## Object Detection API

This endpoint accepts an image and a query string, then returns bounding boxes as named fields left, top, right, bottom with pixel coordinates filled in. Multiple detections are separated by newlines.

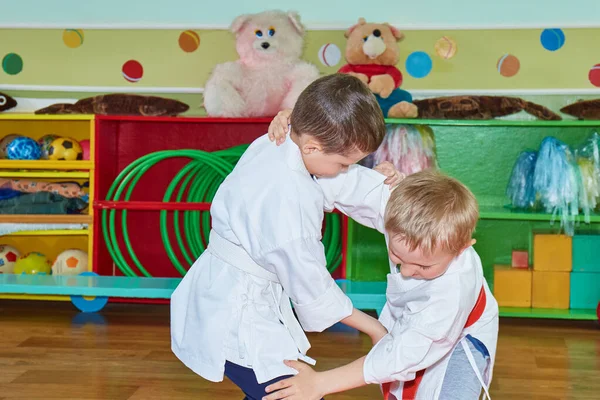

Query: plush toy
left=339, top=18, right=417, bottom=118
left=35, top=94, right=189, bottom=116
left=414, top=95, right=562, bottom=120
left=0, top=92, right=17, bottom=112
left=203, top=10, right=320, bottom=118
left=560, top=99, right=600, bottom=120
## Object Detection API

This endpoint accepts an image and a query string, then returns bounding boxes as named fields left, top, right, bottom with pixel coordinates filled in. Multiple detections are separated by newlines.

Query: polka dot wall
left=0, top=27, right=599, bottom=89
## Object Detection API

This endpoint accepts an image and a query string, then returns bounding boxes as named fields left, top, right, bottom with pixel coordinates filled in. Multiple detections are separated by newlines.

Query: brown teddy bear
left=339, top=18, right=418, bottom=118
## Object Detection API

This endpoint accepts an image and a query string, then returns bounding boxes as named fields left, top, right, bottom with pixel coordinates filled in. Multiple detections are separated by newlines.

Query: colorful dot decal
left=589, top=63, right=600, bottom=87
left=540, top=28, right=565, bottom=51
left=434, top=36, right=457, bottom=59
left=497, top=54, right=520, bottom=77
left=2, top=53, right=23, bottom=75
left=179, top=30, right=200, bottom=52
left=318, top=43, right=341, bottom=67
left=406, top=51, right=432, bottom=79
left=122, top=60, right=143, bottom=83
left=63, top=29, right=84, bottom=48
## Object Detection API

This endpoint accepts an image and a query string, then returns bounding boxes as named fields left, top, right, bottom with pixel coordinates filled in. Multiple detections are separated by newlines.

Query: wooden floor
left=1, top=300, right=599, bottom=400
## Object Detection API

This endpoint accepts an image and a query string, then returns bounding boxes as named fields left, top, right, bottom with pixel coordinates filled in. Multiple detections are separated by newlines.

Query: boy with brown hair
left=264, top=114, right=499, bottom=400
left=171, top=74, right=401, bottom=400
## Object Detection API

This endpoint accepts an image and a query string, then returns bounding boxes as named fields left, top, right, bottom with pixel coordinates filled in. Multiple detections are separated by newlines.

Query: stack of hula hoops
left=101, top=145, right=342, bottom=277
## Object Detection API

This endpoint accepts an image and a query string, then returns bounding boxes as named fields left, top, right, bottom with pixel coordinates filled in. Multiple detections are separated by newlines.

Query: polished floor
left=1, top=300, right=599, bottom=399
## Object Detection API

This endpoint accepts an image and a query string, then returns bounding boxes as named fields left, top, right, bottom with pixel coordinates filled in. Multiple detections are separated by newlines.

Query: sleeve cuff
left=363, top=333, right=417, bottom=384
left=363, top=334, right=394, bottom=384
left=292, top=280, right=353, bottom=332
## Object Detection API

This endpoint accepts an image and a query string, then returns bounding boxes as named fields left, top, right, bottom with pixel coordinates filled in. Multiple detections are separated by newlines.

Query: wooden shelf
left=6, top=229, right=89, bottom=236
left=0, top=114, right=94, bottom=121
left=0, top=214, right=91, bottom=224
left=0, top=113, right=96, bottom=305
left=0, top=161, right=93, bottom=170
left=0, top=170, right=90, bottom=178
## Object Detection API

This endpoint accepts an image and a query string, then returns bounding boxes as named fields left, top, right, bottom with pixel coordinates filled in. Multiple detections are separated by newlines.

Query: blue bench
left=0, top=272, right=387, bottom=314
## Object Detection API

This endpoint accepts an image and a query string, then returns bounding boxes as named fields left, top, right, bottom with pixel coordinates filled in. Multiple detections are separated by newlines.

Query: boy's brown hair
left=384, top=169, right=479, bottom=256
left=290, top=73, right=386, bottom=155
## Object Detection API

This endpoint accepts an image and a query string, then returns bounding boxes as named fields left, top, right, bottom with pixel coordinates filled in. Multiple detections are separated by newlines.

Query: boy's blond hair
left=384, top=169, right=479, bottom=256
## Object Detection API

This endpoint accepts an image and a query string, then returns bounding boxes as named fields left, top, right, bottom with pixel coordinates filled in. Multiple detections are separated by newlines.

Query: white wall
left=0, top=0, right=592, bottom=29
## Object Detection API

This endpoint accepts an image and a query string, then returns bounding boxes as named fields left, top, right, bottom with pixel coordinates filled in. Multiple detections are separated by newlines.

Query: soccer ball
left=52, top=249, right=88, bottom=276
left=48, top=137, right=83, bottom=161
left=38, top=134, right=59, bottom=160
left=0, top=245, right=20, bottom=274
left=13, top=252, right=51, bottom=275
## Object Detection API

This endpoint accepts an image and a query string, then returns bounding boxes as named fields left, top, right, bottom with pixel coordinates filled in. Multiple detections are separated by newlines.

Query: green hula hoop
left=101, top=146, right=342, bottom=277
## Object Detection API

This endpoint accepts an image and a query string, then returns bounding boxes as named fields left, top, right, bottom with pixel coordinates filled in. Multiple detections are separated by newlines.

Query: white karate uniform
left=318, top=165, right=499, bottom=400
left=170, top=134, right=354, bottom=385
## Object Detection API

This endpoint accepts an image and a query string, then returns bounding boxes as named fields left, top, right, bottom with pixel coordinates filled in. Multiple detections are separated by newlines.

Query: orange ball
left=497, top=54, right=520, bottom=78
left=179, top=30, right=200, bottom=53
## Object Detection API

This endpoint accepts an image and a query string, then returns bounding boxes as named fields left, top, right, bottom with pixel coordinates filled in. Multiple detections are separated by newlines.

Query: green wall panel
left=348, top=122, right=600, bottom=283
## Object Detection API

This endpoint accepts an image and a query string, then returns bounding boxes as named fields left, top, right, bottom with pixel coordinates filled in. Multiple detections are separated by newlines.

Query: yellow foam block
left=533, top=234, right=572, bottom=272
left=493, top=265, right=532, bottom=307
left=532, top=271, right=570, bottom=309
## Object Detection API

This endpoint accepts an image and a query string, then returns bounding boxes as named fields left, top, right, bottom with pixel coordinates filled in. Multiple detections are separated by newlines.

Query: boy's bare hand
left=374, top=161, right=405, bottom=187
left=268, top=109, right=293, bottom=146
left=263, top=360, right=325, bottom=400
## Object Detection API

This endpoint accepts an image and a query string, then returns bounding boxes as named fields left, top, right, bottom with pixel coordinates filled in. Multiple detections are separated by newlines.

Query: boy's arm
left=319, top=164, right=393, bottom=234
left=266, top=109, right=401, bottom=235
left=264, top=290, right=471, bottom=399
left=359, top=287, right=472, bottom=385
left=341, top=308, right=388, bottom=345
left=262, top=237, right=386, bottom=341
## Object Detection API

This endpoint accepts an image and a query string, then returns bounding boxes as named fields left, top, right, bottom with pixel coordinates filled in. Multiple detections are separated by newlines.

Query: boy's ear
left=302, top=139, right=323, bottom=154
left=456, top=239, right=476, bottom=256
left=463, top=239, right=476, bottom=251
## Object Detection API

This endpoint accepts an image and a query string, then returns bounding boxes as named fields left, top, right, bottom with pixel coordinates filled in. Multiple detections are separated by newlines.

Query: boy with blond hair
left=264, top=115, right=499, bottom=400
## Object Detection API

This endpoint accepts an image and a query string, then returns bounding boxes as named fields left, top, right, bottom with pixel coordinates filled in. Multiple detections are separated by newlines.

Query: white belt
left=207, top=230, right=315, bottom=365
left=461, top=339, right=491, bottom=400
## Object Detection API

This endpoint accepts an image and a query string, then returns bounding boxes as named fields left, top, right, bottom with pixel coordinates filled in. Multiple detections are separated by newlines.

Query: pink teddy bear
left=203, top=10, right=320, bottom=118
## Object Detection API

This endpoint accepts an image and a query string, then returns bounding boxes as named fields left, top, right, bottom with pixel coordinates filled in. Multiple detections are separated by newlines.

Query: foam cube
left=572, top=234, right=600, bottom=273
left=533, top=234, right=572, bottom=272
left=570, top=272, right=600, bottom=309
left=511, top=250, right=529, bottom=269
left=532, top=271, right=570, bottom=309
left=493, top=265, right=532, bottom=307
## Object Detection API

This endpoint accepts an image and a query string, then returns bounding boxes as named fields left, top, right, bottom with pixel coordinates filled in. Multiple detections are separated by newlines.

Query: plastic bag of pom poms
left=576, top=158, right=600, bottom=222
left=533, top=136, right=580, bottom=235
left=506, top=150, right=538, bottom=209
left=574, top=131, right=600, bottom=220
left=575, top=130, right=600, bottom=184
left=361, top=124, right=438, bottom=175
left=575, top=131, right=600, bottom=164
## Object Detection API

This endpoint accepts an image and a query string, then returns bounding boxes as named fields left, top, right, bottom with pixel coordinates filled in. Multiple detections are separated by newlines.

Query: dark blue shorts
left=224, top=361, right=324, bottom=400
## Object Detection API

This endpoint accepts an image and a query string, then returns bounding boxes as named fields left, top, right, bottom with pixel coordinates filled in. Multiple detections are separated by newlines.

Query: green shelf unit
left=479, top=205, right=600, bottom=222
left=336, top=278, right=598, bottom=320
left=345, top=118, right=600, bottom=320
left=498, top=307, right=598, bottom=320
left=384, top=118, right=600, bottom=127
